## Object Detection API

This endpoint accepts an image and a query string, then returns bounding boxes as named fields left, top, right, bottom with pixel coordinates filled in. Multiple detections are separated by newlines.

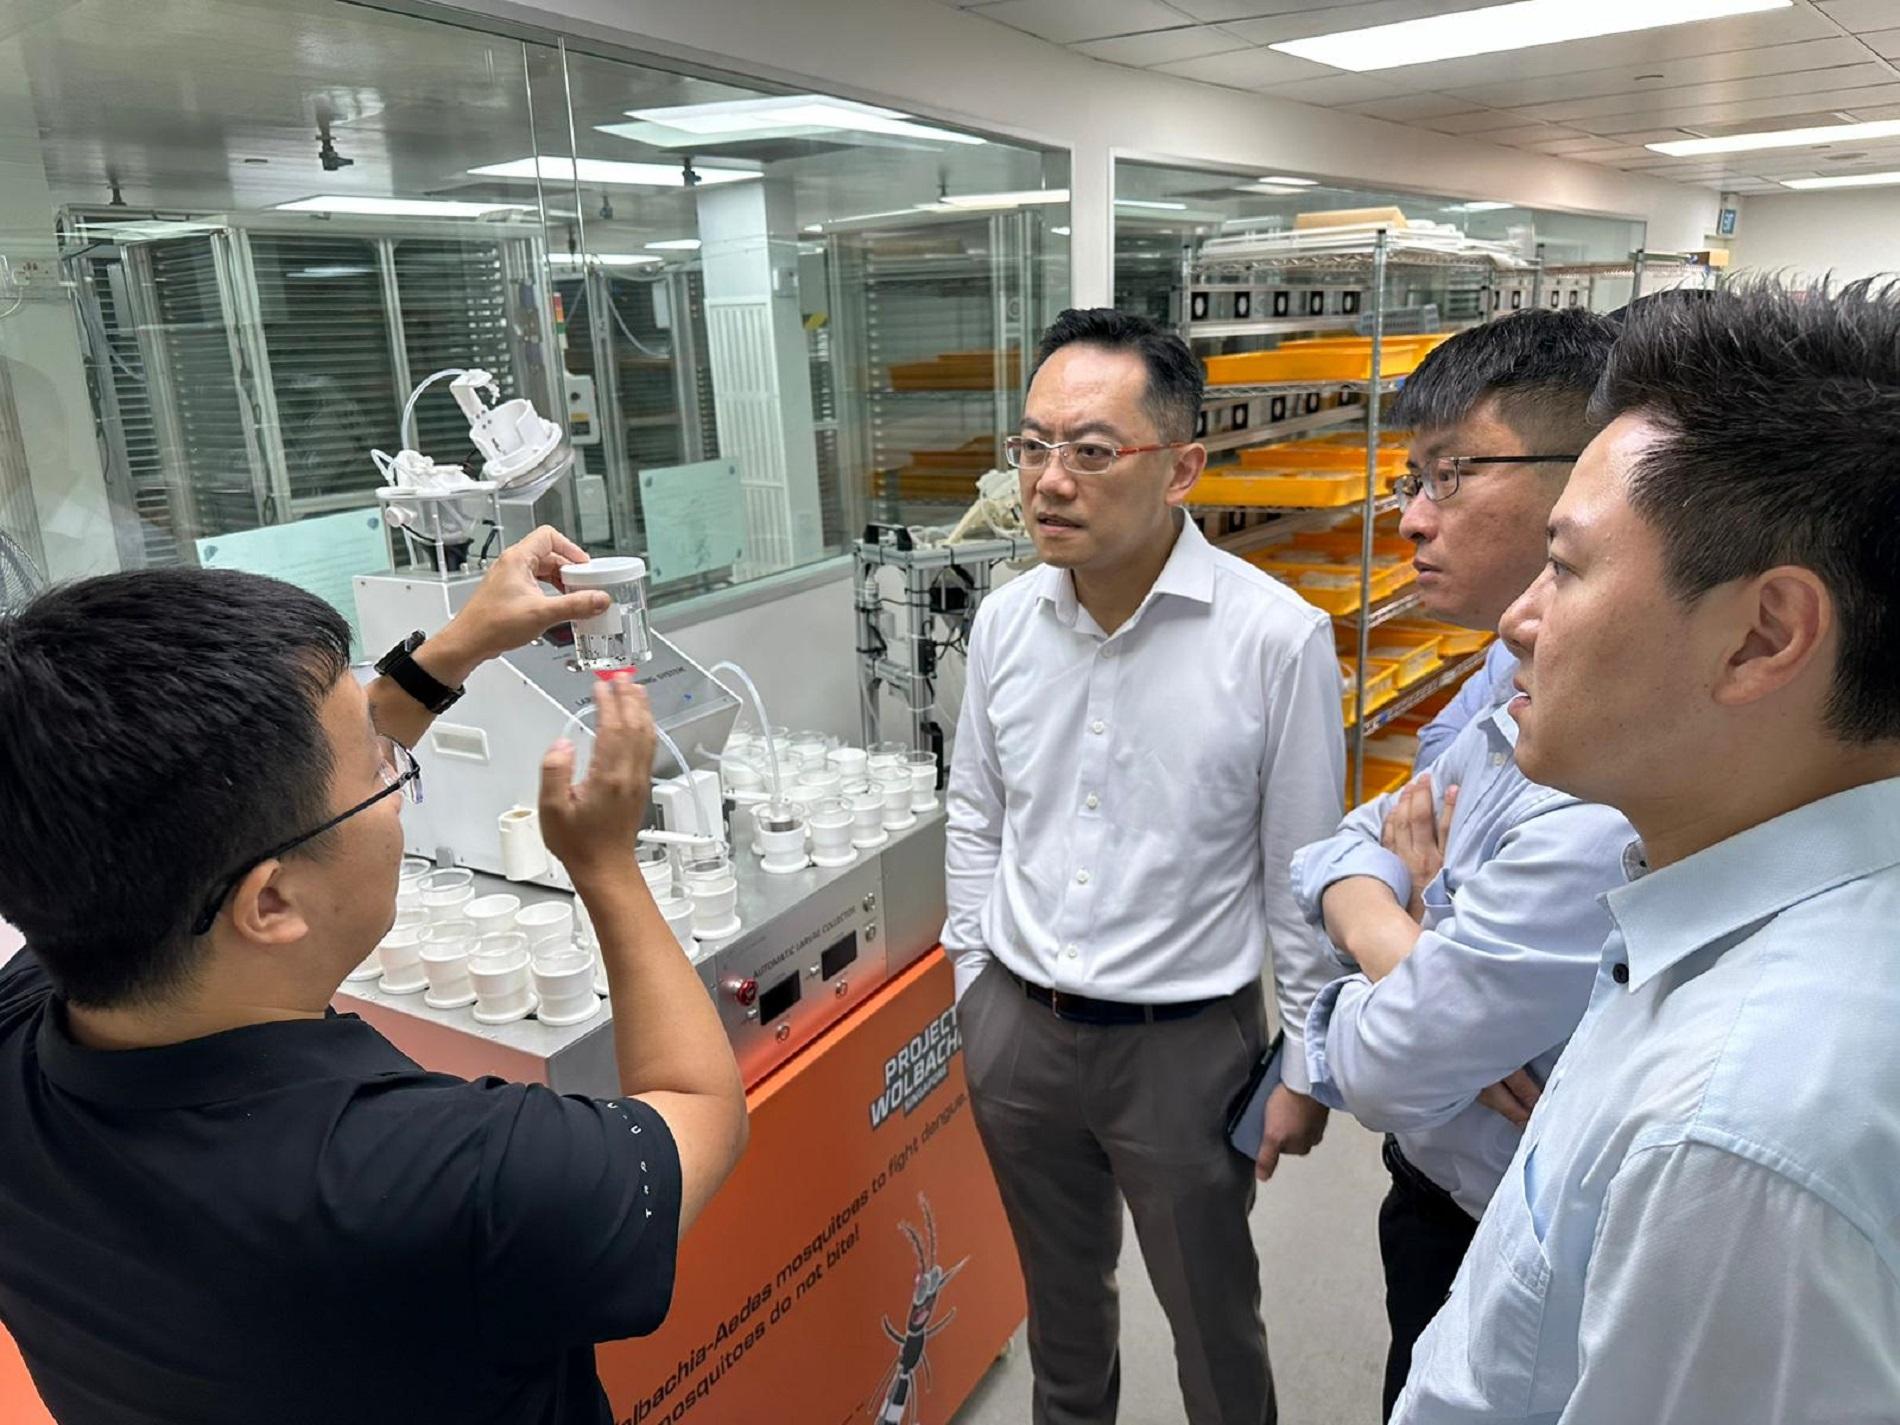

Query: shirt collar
left=1037, top=514, right=1216, bottom=631
left=1606, top=776, right=1900, bottom=992
left=36, top=1000, right=419, bottom=1110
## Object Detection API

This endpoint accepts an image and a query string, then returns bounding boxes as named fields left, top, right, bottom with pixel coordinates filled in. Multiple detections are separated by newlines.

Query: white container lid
left=560, top=556, right=647, bottom=589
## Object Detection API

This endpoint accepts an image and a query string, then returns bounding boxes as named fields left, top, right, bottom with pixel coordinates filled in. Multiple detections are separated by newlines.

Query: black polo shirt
left=0, top=949, right=681, bottom=1424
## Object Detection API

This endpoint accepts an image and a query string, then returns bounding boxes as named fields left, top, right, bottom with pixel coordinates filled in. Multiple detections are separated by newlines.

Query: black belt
left=1004, top=965, right=1230, bottom=1026
left=1383, top=1135, right=1475, bottom=1222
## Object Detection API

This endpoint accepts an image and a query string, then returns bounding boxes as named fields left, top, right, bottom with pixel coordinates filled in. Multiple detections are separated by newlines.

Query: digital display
left=759, top=973, right=801, bottom=1026
left=821, top=933, right=859, bottom=981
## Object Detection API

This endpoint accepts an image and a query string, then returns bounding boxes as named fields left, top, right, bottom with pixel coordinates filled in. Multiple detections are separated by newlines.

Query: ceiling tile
left=1518, top=135, right=1647, bottom=155
left=1343, top=92, right=1487, bottom=121
left=1222, top=0, right=1481, bottom=47
left=1816, top=0, right=1900, bottom=32
left=1159, top=0, right=1338, bottom=18
left=1439, top=37, right=1870, bottom=110
left=970, top=0, right=1191, bottom=44
left=1474, top=124, right=1596, bottom=146
left=1152, top=46, right=1337, bottom=89
left=1502, top=62, right=1893, bottom=127
left=1859, top=27, right=1900, bottom=59
left=1590, top=82, right=1900, bottom=138
left=1425, top=108, right=1547, bottom=135
left=1073, top=25, right=1253, bottom=65
left=1256, top=72, right=1395, bottom=104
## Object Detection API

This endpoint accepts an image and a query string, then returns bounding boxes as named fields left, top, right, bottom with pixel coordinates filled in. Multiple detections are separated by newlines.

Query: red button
left=726, top=977, right=758, bottom=1007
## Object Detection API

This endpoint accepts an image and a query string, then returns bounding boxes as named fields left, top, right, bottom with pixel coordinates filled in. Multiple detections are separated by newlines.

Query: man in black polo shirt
left=0, top=527, right=749, bottom=1424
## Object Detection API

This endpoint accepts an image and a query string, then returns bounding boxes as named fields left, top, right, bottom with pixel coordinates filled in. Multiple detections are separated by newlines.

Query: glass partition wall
left=0, top=0, right=1068, bottom=606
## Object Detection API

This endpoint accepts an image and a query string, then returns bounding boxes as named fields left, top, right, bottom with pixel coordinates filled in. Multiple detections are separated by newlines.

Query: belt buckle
left=1048, top=988, right=1074, bottom=1022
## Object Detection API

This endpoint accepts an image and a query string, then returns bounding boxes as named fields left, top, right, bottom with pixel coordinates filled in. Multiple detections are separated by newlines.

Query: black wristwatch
left=375, top=630, right=464, bottom=715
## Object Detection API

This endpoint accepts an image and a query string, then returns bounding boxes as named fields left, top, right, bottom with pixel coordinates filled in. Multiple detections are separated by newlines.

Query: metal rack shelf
left=1356, top=588, right=1420, bottom=631
left=1182, top=314, right=1363, bottom=341
left=1354, top=649, right=1491, bottom=737
left=1198, top=403, right=1364, bottom=455
left=1195, top=249, right=1527, bottom=278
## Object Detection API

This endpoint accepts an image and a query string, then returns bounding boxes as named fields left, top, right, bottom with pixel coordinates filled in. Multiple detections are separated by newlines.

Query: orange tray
left=1204, top=334, right=1451, bottom=386
left=1191, top=470, right=1368, bottom=509
left=1383, top=619, right=1495, bottom=657
left=1340, top=656, right=1402, bottom=725
left=1344, top=624, right=1446, bottom=688
left=1351, top=755, right=1414, bottom=807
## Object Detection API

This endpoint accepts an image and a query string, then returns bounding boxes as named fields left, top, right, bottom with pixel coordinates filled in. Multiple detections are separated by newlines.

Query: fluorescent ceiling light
left=1648, top=118, right=1900, bottom=157
left=275, top=195, right=533, bottom=218
left=645, top=238, right=702, bottom=250
left=1443, top=201, right=1515, bottom=212
left=936, top=189, right=1069, bottom=209
left=1234, top=183, right=1309, bottom=196
left=1116, top=199, right=1189, bottom=210
left=1271, top=0, right=1791, bottom=73
left=549, top=252, right=664, bottom=266
left=467, top=156, right=758, bottom=187
left=1780, top=171, right=1900, bottom=190
left=1255, top=176, right=1317, bottom=186
left=1051, top=226, right=1072, bottom=236
left=628, top=95, right=983, bottom=146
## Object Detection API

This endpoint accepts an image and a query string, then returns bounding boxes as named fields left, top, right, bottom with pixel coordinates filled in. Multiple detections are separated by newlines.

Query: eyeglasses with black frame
left=1004, top=434, right=1190, bottom=476
left=188, top=736, right=423, bottom=937
left=1395, top=453, right=1580, bottom=508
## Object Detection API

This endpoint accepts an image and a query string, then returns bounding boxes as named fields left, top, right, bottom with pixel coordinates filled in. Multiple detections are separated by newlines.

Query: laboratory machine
left=343, top=370, right=945, bottom=1092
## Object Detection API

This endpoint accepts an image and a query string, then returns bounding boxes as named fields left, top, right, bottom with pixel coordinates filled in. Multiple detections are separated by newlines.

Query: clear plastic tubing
left=556, top=702, right=720, bottom=846
left=708, top=660, right=782, bottom=803
left=400, top=368, right=466, bottom=452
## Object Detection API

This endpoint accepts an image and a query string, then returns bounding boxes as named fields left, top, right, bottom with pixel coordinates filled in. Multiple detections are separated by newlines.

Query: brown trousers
left=959, top=961, right=1275, bottom=1425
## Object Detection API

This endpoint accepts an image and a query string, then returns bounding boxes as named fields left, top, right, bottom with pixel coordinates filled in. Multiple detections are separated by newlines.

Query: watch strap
left=377, top=633, right=462, bottom=714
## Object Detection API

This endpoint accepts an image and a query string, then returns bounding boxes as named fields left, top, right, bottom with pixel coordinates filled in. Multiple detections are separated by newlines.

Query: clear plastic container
left=560, top=556, right=654, bottom=671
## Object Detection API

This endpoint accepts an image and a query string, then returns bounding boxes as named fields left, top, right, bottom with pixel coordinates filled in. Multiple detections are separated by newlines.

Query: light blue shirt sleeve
left=1303, top=797, right=1627, bottom=1131
left=1414, top=641, right=1517, bottom=771
left=1288, top=781, right=1417, bottom=952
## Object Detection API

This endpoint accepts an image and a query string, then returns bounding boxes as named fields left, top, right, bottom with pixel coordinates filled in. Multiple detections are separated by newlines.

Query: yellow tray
left=1360, top=625, right=1446, bottom=687
left=1351, top=756, right=1414, bottom=807
left=1295, top=531, right=1414, bottom=563
left=1204, top=334, right=1451, bottom=386
left=1254, top=556, right=1414, bottom=616
left=1340, top=656, right=1401, bottom=725
left=1191, top=470, right=1367, bottom=508
left=1238, top=442, right=1408, bottom=479
left=1383, top=619, right=1494, bottom=657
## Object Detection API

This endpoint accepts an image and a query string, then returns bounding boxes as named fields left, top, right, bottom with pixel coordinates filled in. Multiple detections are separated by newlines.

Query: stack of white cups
left=418, top=919, right=480, bottom=1009
left=375, top=909, right=431, bottom=994
left=469, top=931, right=535, bottom=1024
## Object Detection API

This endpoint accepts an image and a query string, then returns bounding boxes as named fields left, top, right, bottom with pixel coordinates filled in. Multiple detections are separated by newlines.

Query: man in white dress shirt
left=944, top=309, right=1344, bottom=1425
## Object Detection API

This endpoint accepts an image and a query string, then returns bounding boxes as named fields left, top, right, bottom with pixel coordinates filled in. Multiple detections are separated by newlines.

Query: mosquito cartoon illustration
left=869, top=1194, right=970, bottom=1425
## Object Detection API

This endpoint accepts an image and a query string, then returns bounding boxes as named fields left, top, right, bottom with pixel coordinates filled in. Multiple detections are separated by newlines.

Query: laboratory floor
left=950, top=1113, right=1391, bottom=1425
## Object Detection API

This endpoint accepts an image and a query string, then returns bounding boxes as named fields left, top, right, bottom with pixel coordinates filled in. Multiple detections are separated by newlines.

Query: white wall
left=455, top=0, right=1720, bottom=303
left=1732, top=191, right=1900, bottom=283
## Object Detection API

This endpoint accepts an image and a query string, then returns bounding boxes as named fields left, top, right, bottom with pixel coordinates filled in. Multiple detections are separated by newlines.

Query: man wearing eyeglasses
left=0, top=527, right=749, bottom=1425
left=945, top=308, right=1345, bottom=1425
left=1286, top=310, right=1634, bottom=1419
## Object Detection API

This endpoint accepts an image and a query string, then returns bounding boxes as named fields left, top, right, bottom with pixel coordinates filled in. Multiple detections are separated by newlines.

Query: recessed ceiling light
left=626, top=95, right=983, bottom=146
left=1648, top=117, right=1900, bottom=157
left=467, top=156, right=759, bottom=186
left=1234, top=184, right=1308, bottom=196
left=1051, top=225, right=1071, bottom=236
left=1254, top=175, right=1318, bottom=186
left=1443, top=200, right=1515, bottom=212
left=274, top=195, right=534, bottom=218
left=645, top=238, right=701, bottom=251
left=1780, top=170, right=1900, bottom=190
left=1271, top=0, right=1791, bottom=73
left=1116, top=199, right=1190, bottom=211
left=936, top=189, right=1070, bottom=209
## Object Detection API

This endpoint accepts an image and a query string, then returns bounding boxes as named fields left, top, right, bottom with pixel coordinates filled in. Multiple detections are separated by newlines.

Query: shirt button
left=1085, top=793, right=1100, bottom=810
left=1491, top=752, right=1506, bottom=767
left=1076, top=870, right=1091, bottom=885
left=1090, top=719, right=1105, bottom=735
left=1612, top=962, right=1629, bottom=984
left=1065, top=944, right=1079, bottom=959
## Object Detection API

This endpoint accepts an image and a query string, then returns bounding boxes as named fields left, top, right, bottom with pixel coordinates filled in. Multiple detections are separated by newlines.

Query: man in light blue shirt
left=1290, top=310, right=1627, bottom=1419
left=1396, top=279, right=1900, bottom=1422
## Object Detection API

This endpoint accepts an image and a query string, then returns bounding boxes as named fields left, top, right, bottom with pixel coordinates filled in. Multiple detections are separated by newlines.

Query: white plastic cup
left=797, top=768, right=842, bottom=802
left=877, top=768, right=917, bottom=831
left=807, top=797, right=856, bottom=869
left=532, top=948, right=602, bottom=1027
left=688, top=874, right=740, bottom=940
left=469, top=934, right=535, bottom=1024
left=868, top=740, right=909, bottom=772
left=560, top=556, right=653, bottom=671
left=344, top=950, right=383, bottom=983
left=722, top=753, right=765, bottom=798
left=789, top=731, right=832, bottom=775
left=573, top=894, right=598, bottom=950
left=497, top=805, right=550, bottom=882
left=681, top=852, right=732, bottom=885
left=418, top=867, right=475, bottom=923
left=657, top=890, right=696, bottom=950
left=376, top=925, right=428, bottom=995
left=515, top=900, right=575, bottom=951
left=464, top=893, right=521, bottom=936
left=826, top=746, right=868, bottom=787
left=419, top=920, right=480, bottom=1009
left=636, top=843, right=674, bottom=896
left=849, top=790, right=890, bottom=850
left=396, top=856, right=433, bottom=912
left=755, top=802, right=810, bottom=876
left=907, top=751, right=940, bottom=812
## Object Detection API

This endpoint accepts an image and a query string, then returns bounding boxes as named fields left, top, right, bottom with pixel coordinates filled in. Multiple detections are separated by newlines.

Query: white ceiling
left=932, top=0, right=1900, bottom=194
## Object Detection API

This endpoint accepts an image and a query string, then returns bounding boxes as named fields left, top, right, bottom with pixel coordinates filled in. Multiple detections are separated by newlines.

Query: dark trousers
left=958, top=962, right=1274, bottom=1425
left=1378, top=1136, right=1479, bottom=1421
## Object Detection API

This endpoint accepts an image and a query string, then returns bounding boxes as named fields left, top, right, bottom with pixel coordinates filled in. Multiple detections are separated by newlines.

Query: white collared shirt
left=942, top=517, right=1345, bottom=1091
